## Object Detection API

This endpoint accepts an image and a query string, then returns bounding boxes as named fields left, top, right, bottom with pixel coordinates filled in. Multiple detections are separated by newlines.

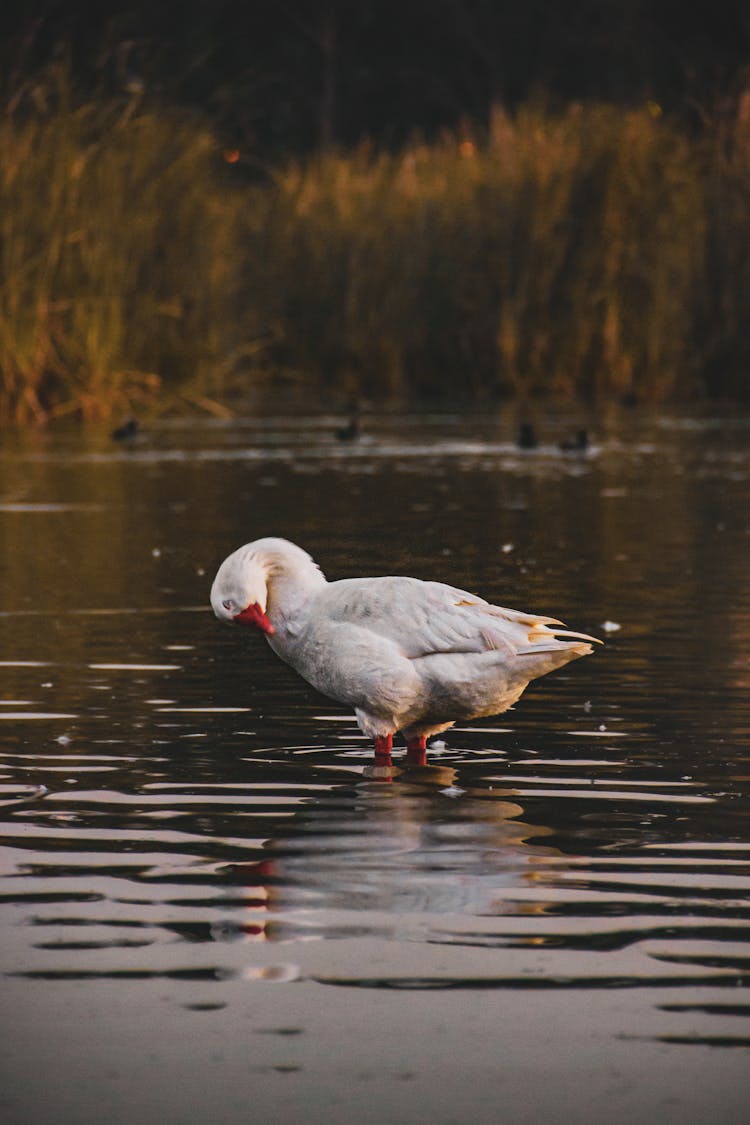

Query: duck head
left=210, top=537, right=326, bottom=634
left=210, top=543, right=275, bottom=634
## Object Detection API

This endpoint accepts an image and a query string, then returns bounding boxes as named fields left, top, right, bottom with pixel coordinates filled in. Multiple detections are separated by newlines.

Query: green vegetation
left=1, top=77, right=749, bottom=422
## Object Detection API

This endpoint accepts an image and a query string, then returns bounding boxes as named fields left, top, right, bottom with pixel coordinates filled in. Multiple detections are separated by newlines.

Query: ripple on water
left=1, top=412, right=749, bottom=1120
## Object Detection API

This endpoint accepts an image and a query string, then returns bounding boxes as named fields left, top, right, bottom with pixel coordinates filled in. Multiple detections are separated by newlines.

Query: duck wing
left=318, top=576, right=597, bottom=659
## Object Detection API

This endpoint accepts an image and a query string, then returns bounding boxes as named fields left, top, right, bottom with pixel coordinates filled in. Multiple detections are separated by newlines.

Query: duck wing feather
left=315, top=576, right=595, bottom=660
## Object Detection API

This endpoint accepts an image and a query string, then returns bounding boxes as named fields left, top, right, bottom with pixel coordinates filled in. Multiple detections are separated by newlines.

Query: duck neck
left=263, top=550, right=327, bottom=624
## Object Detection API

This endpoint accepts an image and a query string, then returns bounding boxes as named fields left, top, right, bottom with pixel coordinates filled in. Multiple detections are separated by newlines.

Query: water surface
left=1, top=410, right=748, bottom=1123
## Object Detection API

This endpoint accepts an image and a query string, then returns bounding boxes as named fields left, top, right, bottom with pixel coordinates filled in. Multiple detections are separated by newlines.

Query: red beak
left=233, top=602, right=275, bottom=634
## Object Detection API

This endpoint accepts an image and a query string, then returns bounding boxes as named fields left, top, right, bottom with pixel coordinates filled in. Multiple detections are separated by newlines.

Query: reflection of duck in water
left=217, top=770, right=561, bottom=942
left=363, top=758, right=458, bottom=782
left=211, top=539, right=600, bottom=768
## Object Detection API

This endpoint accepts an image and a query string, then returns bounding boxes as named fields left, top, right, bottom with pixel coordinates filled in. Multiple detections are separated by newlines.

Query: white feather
left=211, top=538, right=599, bottom=743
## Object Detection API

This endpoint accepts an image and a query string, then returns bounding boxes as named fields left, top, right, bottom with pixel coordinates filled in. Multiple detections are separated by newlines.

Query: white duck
left=210, top=538, right=599, bottom=766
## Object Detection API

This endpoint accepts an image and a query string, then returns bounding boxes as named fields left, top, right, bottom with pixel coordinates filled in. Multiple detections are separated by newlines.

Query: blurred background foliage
left=1, top=1, right=750, bottom=420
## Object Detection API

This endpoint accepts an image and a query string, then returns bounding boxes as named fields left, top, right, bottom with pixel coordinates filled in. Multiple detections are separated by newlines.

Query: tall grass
left=247, top=103, right=710, bottom=403
left=0, top=68, right=248, bottom=423
left=699, top=93, right=750, bottom=397
left=1, top=77, right=750, bottom=422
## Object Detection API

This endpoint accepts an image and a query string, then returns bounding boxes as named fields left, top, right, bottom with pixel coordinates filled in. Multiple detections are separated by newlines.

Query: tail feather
left=521, top=623, right=601, bottom=652
left=513, top=638, right=594, bottom=684
left=516, top=641, right=593, bottom=658
left=548, top=627, right=602, bottom=645
left=491, top=605, right=566, bottom=628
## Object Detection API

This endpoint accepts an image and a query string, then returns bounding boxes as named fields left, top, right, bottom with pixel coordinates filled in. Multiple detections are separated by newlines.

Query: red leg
left=374, top=734, right=393, bottom=766
left=405, top=735, right=427, bottom=766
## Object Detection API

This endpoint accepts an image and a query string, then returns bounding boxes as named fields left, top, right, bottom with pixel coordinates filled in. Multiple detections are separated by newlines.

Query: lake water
left=0, top=409, right=748, bottom=1124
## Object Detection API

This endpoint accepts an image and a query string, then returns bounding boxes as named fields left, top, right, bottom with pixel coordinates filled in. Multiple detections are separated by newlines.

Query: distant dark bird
left=559, top=429, right=589, bottom=453
left=336, top=415, right=360, bottom=442
left=111, top=417, right=139, bottom=443
left=517, top=422, right=537, bottom=449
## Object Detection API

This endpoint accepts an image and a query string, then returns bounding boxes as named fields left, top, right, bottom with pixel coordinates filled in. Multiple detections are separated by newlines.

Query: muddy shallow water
left=0, top=409, right=748, bottom=1124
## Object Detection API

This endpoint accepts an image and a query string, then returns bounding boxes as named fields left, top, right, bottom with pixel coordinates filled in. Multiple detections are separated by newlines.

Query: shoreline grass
left=0, top=70, right=249, bottom=423
left=250, top=104, right=709, bottom=404
left=1, top=78, right=749, bottom=423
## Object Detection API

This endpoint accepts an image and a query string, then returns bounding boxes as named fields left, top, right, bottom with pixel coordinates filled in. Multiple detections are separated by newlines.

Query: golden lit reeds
left=1, top=75, right=749, bottom=423
left=248, top=104, right=708, bottom=403
left=0, top=68, right=248, bottom=423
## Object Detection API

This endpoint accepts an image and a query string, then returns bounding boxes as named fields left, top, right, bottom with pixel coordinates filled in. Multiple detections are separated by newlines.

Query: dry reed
left=2, top=78, right=749, bottom=422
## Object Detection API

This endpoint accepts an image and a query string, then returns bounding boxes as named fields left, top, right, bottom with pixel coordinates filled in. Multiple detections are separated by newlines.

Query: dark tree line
left=2, top=1, right=750, bottom=153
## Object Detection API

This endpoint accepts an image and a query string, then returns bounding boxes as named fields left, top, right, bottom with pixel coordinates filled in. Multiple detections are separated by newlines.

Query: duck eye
left=222, top=599, right=234, bottom=612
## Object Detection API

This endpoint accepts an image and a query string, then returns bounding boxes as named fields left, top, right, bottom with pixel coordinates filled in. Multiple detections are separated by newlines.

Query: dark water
left=1, top=410, right=748, bottom=1124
